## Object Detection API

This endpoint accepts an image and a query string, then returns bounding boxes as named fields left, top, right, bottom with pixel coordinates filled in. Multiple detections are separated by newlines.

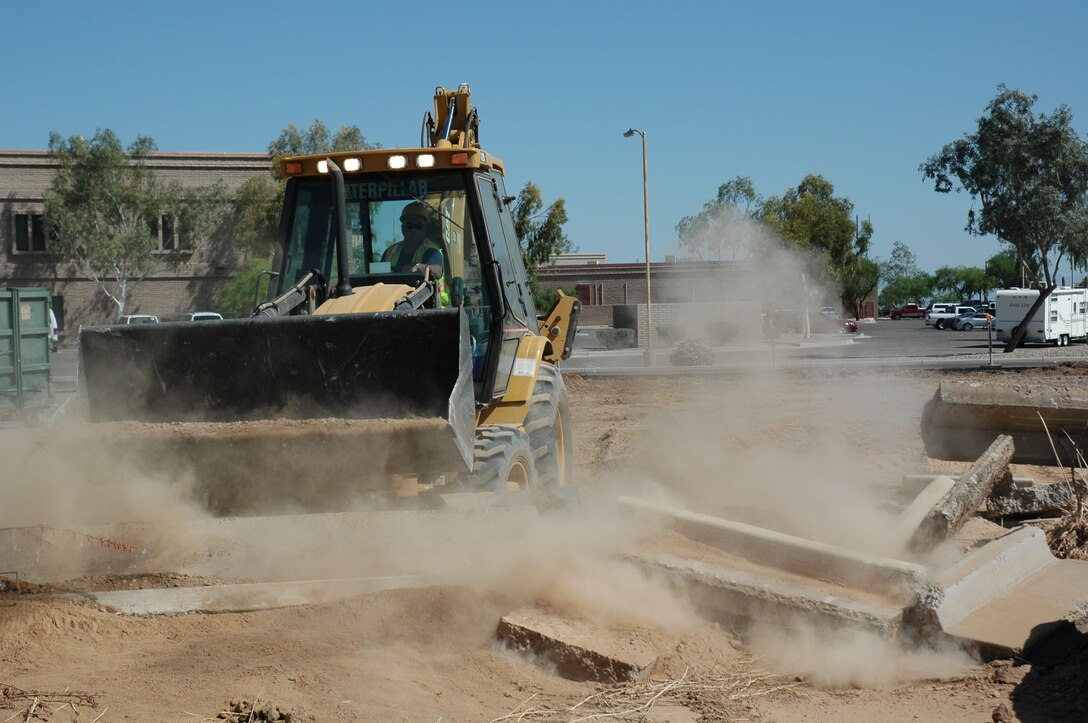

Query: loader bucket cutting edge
left=79, top=309, right=476, bottom=475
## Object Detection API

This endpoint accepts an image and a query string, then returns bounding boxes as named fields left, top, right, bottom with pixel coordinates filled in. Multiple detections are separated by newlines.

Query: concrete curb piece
left=935, top=526, right=1056, bottom=630
left=619, top=495, right=925, bottom=600
left=935, top=525, right=1088, bottom=656
left=987, top=480, right=1080, bottom=518
left=496, top=606, right=660, bottom=683
left=87, top=575, right=439, bottom=615
left=909, top=435, right=1014, bottom=553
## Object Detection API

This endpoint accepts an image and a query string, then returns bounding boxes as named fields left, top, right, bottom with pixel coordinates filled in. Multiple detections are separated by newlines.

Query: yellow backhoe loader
left=77, top=84, right=580, bottom=515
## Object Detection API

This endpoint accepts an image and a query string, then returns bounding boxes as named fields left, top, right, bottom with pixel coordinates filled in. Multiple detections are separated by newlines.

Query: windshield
left=280, top=170, right=494, bottom=382
left=281, top=172, right=480, bottom=285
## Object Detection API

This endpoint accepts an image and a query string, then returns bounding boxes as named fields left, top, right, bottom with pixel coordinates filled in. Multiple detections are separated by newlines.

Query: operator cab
left=274, top=157, right=536, bottom=398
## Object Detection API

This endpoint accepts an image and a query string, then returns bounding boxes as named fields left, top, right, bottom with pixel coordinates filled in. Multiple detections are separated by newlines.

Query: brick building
left=0, top=150, right=270, bottom=337
left=536, top=259, right=767, bottom=346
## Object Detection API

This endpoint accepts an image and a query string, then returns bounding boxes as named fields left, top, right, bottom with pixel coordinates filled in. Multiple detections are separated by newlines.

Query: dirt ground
left=3, top=364, right=1088, bottom=722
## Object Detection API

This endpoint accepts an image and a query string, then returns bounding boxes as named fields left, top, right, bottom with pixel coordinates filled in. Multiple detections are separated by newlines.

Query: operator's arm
left=412, top=248, right=444, bottom=278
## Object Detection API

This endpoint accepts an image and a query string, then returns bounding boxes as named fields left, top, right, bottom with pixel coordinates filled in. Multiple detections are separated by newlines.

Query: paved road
left=566, top=318, right=1087, bottom=373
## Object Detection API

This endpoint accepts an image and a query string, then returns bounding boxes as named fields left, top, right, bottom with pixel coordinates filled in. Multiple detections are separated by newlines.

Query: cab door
left=474, top=173, right=534, bottom=399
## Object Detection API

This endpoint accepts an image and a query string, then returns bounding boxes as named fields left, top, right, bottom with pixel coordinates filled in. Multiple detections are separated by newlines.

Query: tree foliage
left=840, top=257, right=880, bottom=319
left=513, top=181, right=573, bottom=272
left=879, top=241, right=920, bottom=284
left=985, top=248, right=1031, bottom=290
left=232, top=121, right=374, bottom=260
left=676, top=176, right=764, bottom=261
left=931, top=265, right=994, bottom=301
left=879, top=272, right=934, bottom=310
left=760, top=174, right=873, bottom=271
left=920, top=85, right=1088, bottom=290
left=219, top=256, right=276, bottom=317
left=43, top=129, right=228, bottom=320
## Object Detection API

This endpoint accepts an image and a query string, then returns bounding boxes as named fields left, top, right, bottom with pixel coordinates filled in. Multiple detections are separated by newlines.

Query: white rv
left=995, top=287, right=1088, bottom=346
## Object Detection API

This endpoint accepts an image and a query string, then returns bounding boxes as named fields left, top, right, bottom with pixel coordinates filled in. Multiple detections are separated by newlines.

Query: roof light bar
left=388, top=155, right=407, bottom=169
left=317, top=160, right=329, bottom=174
left=416, top=154, right=435, bottom=168
left=343, top=158, right=361, bottom=172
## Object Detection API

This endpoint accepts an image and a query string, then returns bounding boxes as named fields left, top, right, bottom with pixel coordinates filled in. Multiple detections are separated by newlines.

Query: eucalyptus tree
left=44, top=129, right=228, bottom=320
left=921, top=86, right=1088, bottom=349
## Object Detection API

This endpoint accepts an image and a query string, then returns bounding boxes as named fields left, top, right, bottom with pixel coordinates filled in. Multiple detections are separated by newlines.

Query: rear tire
left=523, top=363, right=574, bottom=493
left=935, top=319, right=946, bottom=330
left=471, top=426, right=537, bottom=492
left=891, top=313, right=901, bottom=320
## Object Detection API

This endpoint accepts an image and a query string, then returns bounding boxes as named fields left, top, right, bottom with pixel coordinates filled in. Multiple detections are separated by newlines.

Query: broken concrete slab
left=620, top=496, right=1088, bottom=659
left=922, top=380, right=1088, bottom=466
left=618, top=496, right=926, bottom=599
left=909, top=435, right=1014, bottom=553
left=936, top=525, right=1088, bottom=657
left=0, top=504, right=539, bottom=585
left=633, top=552, right=928, bottom=640
left=496, top=606, right=659, bottom=683
left=85, top=575, right=439, bottom=615
left=986, top=479, right=1083, bottom=519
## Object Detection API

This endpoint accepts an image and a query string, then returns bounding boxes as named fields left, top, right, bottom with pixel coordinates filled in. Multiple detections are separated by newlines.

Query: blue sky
left=5, top=1, right=1087, bottom=277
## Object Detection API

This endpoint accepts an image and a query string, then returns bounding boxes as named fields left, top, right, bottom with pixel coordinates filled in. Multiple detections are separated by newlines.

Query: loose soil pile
left=2, top=365, right=1087, bottom=721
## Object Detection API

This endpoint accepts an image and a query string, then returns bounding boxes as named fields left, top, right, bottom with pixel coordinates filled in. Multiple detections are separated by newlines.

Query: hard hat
left=400, top=201, right=432, bottom=220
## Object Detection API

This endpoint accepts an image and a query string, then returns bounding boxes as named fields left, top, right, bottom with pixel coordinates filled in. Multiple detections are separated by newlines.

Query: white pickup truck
left=926, top=304, right=977, bottom=330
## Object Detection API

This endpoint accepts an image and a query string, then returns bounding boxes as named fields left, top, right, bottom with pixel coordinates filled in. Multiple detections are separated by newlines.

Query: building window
left=151, top=215, right=187, bottom=251
left=12, top=213, right=49, bottom=253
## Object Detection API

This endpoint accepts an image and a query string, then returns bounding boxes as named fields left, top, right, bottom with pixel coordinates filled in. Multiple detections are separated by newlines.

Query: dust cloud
left=620, top=208, right=977, bottom=682
left=747, top=622, right=976, bottom=687
left=0, top=424, right=206, bottom=530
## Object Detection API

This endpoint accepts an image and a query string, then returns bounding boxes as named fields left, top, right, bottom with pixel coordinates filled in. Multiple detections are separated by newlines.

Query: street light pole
left=624, top=128, right=653, bottom=367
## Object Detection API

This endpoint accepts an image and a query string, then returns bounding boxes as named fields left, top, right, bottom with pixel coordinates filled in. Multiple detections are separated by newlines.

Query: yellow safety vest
left=384, top=240, right=450, bottom=307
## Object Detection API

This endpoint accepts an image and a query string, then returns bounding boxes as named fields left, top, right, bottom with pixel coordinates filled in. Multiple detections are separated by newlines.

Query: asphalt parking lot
left=566, top=317, right=1087, bottom=373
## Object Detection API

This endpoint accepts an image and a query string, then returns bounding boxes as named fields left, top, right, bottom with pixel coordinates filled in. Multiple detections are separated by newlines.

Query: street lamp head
left=623, top=129, right=636, bottom=137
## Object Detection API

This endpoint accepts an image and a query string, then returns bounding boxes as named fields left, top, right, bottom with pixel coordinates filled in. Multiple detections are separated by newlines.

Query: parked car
left=185, top=311, right=224, bottom=321
left=928, top=305, right=978, bottom=330
left=48, top=308, right=59, bottom=351
left=120, top=314, right=159, bottom=324
left=952, top=310, right=994, bottom=331
left=889, top=303, right=925, bottom=320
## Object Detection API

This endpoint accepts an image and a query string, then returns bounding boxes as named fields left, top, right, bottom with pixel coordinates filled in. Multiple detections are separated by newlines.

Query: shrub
left=705, top=320, right=739, bottom=345
left=670, top=337, right=715, bottom=366
left=596, top=328, right=636, bottom=350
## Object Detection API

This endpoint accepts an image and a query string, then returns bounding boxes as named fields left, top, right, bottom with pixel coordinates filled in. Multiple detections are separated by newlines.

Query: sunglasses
left=401, top=220, right=424, bottom=230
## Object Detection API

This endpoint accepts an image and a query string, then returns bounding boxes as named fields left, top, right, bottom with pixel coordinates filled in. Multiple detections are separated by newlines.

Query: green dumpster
left=0, top=287, right=53, bottom=418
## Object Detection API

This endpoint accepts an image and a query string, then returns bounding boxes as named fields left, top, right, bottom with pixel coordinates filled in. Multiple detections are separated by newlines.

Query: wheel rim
left=554, top=408, right=568, bottom=487
left=506, top=456, right=532, bottom=491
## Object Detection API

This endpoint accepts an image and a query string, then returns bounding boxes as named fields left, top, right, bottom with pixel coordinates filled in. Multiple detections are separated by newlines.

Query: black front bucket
left=79, top=309, right=476, bottom=474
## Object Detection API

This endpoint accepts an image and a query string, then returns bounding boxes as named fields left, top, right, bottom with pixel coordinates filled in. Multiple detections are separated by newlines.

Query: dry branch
left=488, top=659, right=795, bottom=722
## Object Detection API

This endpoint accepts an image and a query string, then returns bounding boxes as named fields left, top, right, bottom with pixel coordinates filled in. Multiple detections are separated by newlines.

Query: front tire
left=935, top=319, right=946, bottom=330
left=891, top=313, right=901, bottom=320
left=471, top=426, right=538, bottom=492
left=523, top=363, right=574, bottom=492
left=961, top=322, right=973, bottom=331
